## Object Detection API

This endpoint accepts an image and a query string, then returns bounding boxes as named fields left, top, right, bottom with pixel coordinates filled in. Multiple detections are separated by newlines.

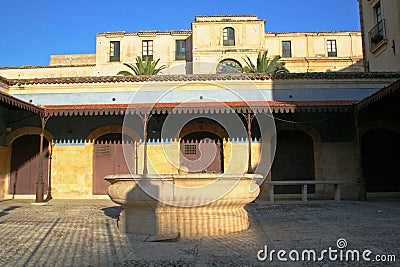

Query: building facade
left=0, top=15, right=363, bottom=79
left=0, top=15, right=399, bottom=202
left=359, top=0, right=400, bottom=71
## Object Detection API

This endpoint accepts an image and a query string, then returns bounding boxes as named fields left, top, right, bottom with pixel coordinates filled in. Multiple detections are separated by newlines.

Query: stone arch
left=358, top=120, right=400, bottom=139
left=216, top=58, right=243, bottom=73
left=90, top=125, right=138, bottom=195
left=7, top=126, right=55, bottom=147
left=179, top=122, right=229, bottom=140
left=179, top=120, right=227, bottom=173
left=272, top=128, right=316, bottom=193
left=87, top=125, right=140, bottom=142
left=8, top=130, right=52, bottom=195
left=270, top=123, right=321, bottom=194
left=359, top=121, right=400, bottom=194
left=275, top=123, right=322, bottom=144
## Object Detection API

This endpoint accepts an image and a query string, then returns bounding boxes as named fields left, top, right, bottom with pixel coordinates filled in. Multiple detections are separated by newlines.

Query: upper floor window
left=374, top=2, right=383, bottom=36
left=109, top=41, right=120, bottom=62
left=282, top=41, right=292, bottom=58
left=369, top=1, right=386, bottom=51
left=223, top=27, right=235, bottom=46
left=175, top=40, right=186, bottom=60
left=142, top=40, right=153, bottom=61
left=327, top=40, right=337, bottom=57
left=375, top=2, right=382, bottom=24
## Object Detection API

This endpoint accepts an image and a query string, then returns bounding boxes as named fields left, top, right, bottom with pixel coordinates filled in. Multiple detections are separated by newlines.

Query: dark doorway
left=180, top=132, right=223, bottom=173
left=93, top=133, right=135, bottom=195
left=271, top=130, right=315, bottom=194
left=362, top=129, right=400, bottom=192
left=10, top=135, right=49, bottom=194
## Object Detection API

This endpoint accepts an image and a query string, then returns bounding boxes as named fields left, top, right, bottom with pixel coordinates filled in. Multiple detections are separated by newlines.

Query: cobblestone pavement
left=0, top=199, right=399, bottom=266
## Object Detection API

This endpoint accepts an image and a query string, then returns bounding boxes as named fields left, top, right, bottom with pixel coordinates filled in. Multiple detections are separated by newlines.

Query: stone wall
left=315, top=142, right=359, bottom=200
left=50, top=54, right=96, bottom=66
left=50, top=142, right=95, bottom=199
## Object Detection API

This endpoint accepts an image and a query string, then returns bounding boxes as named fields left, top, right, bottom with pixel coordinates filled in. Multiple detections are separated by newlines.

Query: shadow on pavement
left=101, top=206, right=122, bottom=220
left=0, top=206, right=21, bottom=218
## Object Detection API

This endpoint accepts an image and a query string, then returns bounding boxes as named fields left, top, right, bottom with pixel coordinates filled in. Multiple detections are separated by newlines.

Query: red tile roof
left=6, top=72, right=400, bottom=86
left=0, top=90, right=45, bottom=114
left=357, top=78, right=400, bottom=110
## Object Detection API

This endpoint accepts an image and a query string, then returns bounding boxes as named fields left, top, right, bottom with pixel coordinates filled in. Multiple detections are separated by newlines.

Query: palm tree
left=117, top=56, right=167, bottom=75
left=243, top=51, right=288, bottom=74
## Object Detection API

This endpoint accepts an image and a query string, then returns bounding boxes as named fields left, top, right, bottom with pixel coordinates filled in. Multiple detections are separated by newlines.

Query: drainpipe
left=36, top=115, right=49, bottom=203
left=305, top=57, right=310, bottom=72
left=358, top=0, right=369, bottom=71
left=349, top=33, right=354, bottom=59
left=349, top=33, right=354, bottom=66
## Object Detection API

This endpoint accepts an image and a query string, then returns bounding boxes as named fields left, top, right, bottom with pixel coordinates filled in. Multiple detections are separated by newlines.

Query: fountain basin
left=105, top=173, right=261, bottom=237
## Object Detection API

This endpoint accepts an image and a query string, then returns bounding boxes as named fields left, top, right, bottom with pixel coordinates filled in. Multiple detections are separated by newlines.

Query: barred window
left=184, top=144, right=197, bottom=155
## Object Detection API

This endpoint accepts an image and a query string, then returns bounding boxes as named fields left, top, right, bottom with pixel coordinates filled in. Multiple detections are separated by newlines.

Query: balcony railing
left=368, top=19, right=387, bottom=52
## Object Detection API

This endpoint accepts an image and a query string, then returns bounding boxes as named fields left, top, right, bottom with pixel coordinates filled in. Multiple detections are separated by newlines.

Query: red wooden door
left=93, top=141, right=135, bottom=194
left=180, top=139, right=222, bottom=173
left=10, top=135, right=49, bottom=194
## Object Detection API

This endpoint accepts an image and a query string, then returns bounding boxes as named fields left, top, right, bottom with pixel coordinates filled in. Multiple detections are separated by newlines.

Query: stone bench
left=265, top=180, right=345, bottom=202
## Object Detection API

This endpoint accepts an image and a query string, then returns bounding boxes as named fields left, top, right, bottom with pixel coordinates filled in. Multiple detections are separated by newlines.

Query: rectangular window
left=327, top=40, right=337, bottom=57
left=142, top=40, right=153, bottom=61
left=109, top=41, right=120, bottom=62
left=175, top=40, right=186, bottom=60
left=375, top=2, right=383, bottom=36
left=282, top=41, right=292, bottom=58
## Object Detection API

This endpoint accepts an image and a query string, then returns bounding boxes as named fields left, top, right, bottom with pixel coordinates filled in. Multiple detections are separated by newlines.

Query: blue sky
left=0, top=0, right=361, bottom=67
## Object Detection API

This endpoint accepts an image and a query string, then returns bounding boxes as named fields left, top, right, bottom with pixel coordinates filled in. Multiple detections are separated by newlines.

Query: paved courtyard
left=0, top=199, right=398, bottom=266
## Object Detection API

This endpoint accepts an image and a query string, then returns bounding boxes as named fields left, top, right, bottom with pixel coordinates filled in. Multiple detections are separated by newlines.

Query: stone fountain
left=105, top=173, right=262, bottom=237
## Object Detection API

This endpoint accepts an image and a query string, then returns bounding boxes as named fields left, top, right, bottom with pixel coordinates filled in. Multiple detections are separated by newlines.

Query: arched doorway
left=179, top=120, right=227, bottom=173
left=216, top=59, right=242, bottom=74
left=362, top=129, right=400, bottom=193
left=93, top=133, right=135, bottom=194
left=10, top=135, right=49, bottom=194
left=271, top=130, right=315, bottom=194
